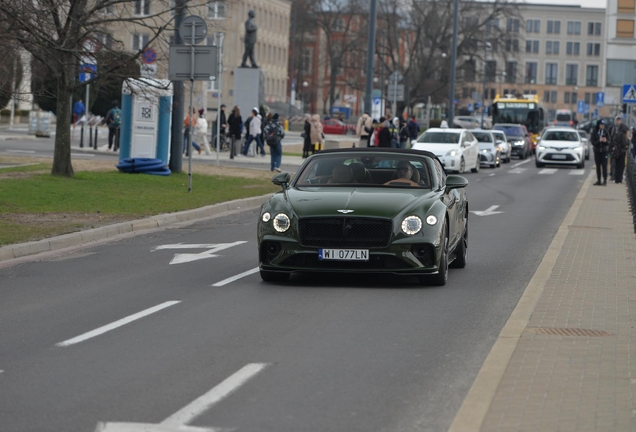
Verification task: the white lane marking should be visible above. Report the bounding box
[4,150,36,154]
[94,363,270,432]
[511,159,532,168]
[539,168,558,175]
[508,168,526,174]
[569,169,586,175]
[0,370,4,374]
[212,267,260,287]
[152,242,247,265]
[471,205,503,216]
[55,301,180,347]
[488,173,496,177]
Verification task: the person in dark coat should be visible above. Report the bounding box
[227,105,243,158]
[591,120,610,185]
[377,117,392,148]
[302,114,312,158]
[610,116,630,183]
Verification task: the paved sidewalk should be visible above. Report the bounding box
[451,175,636,431]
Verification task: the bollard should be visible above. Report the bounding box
[94,124,98,149]
[79,124,84,148]
[89,125,93,148]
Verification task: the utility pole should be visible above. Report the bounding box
[481,23,488,129]
[380,29,386,117]
[448,0,459,127]
[364,0,378,114]
[169,0,187,174]
[288,4,297,118]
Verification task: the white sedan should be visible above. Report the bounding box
[491,130,512,163]
[535,128,585,169]
[412,128,480,173]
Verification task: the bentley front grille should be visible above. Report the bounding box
[298,217,392,248]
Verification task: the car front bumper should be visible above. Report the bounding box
[436,154,461,171]
[536,147,584,164]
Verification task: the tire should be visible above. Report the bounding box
[450,218,467,269]
[585,151,590,160]
[458,157,466,174]
[519,151,525,160]
[577,159,585,169]
[260,270,290,283]
[420,224,449,286]
[536,160,544,168]
[471,157,479,173]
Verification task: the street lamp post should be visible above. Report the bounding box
[448,0,460,127]
[481,40,491,129]
[302,81,309,112]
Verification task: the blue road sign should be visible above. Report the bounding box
[622,84,636,103]
[467,103,474,113]
[577,100,585,114]
[372,97,380,105]
[596,92,605,107]
[475,101,482,109]
[584,104,590,114]
[79,64,96,83]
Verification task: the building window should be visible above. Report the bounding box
[207,1,226,19]
[505,62,517,83]
[547,20,561,34]
[507,18,520,33]
[551,91,557,102]
[588,22,602,35]
[333,18,345,32]
[564,92,570,104]
[526,40,539,54]
[617,19,634,38]
[546,40,560,55]
[505,39,519,52]
[486,18,499,33]
[618,0,635,13]
[463,60,476,82]
[526,19,540,33]
[584,92,591,104]
[134,0,150,15]
[301,48,312,74]
[566,64,578,85]
[545,63,558,85]
[525,62,537,83]
[572,92,578,102]
[544,90,557,103]
[132,34,149,51]
[567,21,581,35]
[586,65,599,86]
[566,42,580,55]
[587,43,601,56]
[485,60,497,82]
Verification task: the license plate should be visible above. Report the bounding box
[552,154,566,160]
[318,249,369,261]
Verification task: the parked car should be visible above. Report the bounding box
[577,117,614,133]
[258,148,469,286]
[322,119,355,135]
[577,130,591,160]
[412,128,480,173]
[470,130,501,168]
[491,129,512,163]
[493,123,533,159]
[535,128,585,169]
[453,116,481,129]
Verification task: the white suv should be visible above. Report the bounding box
[535,128,585,169]
[412,128,480,173]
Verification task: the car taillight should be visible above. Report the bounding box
[570,121,574,126]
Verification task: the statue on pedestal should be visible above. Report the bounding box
[240,10,258,68]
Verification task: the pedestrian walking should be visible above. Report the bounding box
[195,108,211,155]
[389,117,400,148]
[302,114,312,158]
[407,116,421,142]
[310,114,324,152]
[73,99,85,126]
[263,113,285,172]
[610,116,630,183]
[217,104,227,141]
[377,117,393,148]
[591,119,609,185]
[631,126,636,158]
[184,107,201,155]
[227,105,243,158]
[399,118,410,149]
[103,100,122,151]
[242,108,265,156]
[356,111,373,147]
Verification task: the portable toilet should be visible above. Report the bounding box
[119,78,173,164]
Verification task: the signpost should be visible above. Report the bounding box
[577,100,585,114]
[622,84,636,103]
[596,92,605,107]
[388,71,403,117]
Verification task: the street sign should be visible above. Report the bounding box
[343,94,357,103]
[475,101,482,109]
[142,47,157,64]
[372,97,380,105]
[467,103,474,113]
[387,84,404,101]
[168,45,217,81]
[178,15,208,45]
[596,92,605,107]
[577,100,585,114]
[622,84,636,103]
[79,64,96,82]
[389,71,403,83]
[584,104,590,114]
[140,63,157,78]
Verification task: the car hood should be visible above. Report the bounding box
[411,143,459,156]
[540,140,581,148]
[478,142,495,150]
[286,187,434,219]
[506,135,524,142]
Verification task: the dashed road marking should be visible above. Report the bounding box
[569,169,586,175]
[511,159,532,168]
[212,267,260,286]
[538,168,558,175]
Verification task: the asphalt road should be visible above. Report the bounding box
[0,157,590,432]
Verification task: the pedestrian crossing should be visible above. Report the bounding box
[500,167,588,176]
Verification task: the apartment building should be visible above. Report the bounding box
[604,0,636,113]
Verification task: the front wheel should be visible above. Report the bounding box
[536,160,545,168]
[260,270,290,283]
[450,219,467,269]
[420,224,449,286]
[471,157,479,173]
[577,159,585,169]
[458,157,466,174]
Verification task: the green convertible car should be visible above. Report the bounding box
[257,148,469,286]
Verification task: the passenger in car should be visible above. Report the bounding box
[350,163,374,183]
[328,165,355,183]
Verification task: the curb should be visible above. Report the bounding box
[0,135,35,141]
[0,193,273,263]
[447,170,595,432]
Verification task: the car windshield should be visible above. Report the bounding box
[578,131,588,139]
[472,132,492,143]
[543,131,579,141]
[294,154,432,189]
[417,132,460,144]
[494,126,523,136]
[492,132,505,141]
[556,114,572,121]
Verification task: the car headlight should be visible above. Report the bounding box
[425,215,438,226]
[262,212,271,222]
[273,213,291,232]
[538,145,546,150]
[482,149,490,153]
[514,140,525,146]
[446,149,458,157]
[401,216,423,235]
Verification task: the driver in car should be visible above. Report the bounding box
[385,161,422,186]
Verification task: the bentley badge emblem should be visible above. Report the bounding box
[337,209,354,214]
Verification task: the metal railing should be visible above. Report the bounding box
[627,150,636,233]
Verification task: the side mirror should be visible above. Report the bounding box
[445,175,468,190]
[272,172,291,188]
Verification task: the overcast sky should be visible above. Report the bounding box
[523,0,606,9]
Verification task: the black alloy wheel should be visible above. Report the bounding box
[450,218,467,269]
[420,223,449,286]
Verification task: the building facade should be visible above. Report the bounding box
[604,0,636,116]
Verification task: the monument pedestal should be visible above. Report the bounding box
[233,67,264,118]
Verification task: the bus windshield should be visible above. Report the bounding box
[494,107,541,134]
